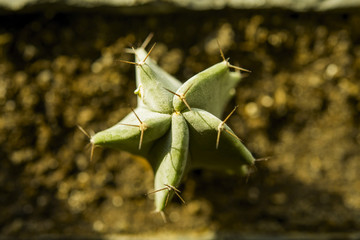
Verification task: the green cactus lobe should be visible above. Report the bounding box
[149,113,189,212]
[182,108,255,174]
[135,63,175,113]
[91,107,171,156]
[135,48,182,91]
[134,48,181,113]
[173,61,241,118]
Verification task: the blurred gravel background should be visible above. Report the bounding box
[0,3,360,238]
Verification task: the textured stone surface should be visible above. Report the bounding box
[0,0,360,12]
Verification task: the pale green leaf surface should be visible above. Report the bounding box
[135,48,182,91]
[149,113,189,212]
[217,71,242,114]
[135,63,175,113]
[173,61,241,118]
[182,108,255,175]
[91,107,171,156]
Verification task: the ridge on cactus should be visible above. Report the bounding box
[81,35,256,215]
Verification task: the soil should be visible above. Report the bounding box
[0,9,360,237]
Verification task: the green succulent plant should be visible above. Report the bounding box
[80,36,256,216]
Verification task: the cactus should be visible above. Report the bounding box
[85,36,256,215]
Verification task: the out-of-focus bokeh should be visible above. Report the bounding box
[1,0,360,238]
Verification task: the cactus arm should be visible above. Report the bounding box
[134,48,182,113]
[91,107,171,156]
[149,113,189,212]
[134,63,175,113]
[173,61,239,118]
[182,108,255,175]
[217,71,242,114]
[135,48,182,90]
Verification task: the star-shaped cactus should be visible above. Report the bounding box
[86,36,256,214]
